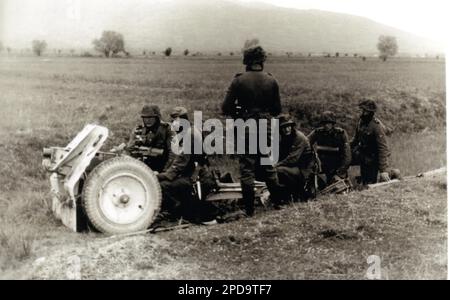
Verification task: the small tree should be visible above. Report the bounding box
[183,49,189,56]
[229,52,234,56]
[92,31,125,58]
[70,49,75,56]
[32,40,47,56]
[0,41,3,53]
[377,35,398,61]
[335,52,339,57]
[164,47,172,57]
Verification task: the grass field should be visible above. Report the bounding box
[0,55,446,278]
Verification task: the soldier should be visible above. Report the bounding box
[157,107,216,223]
[126,104,172,172]
[350,99,391,184]
[221,45,282,216]
[308,111,351,184]
[275,114,315,202]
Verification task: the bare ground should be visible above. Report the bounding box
[2,173,446,280]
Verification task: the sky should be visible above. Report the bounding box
[0,0,448,47]
[242,0,449,43]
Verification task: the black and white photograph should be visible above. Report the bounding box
[0,0,447,282]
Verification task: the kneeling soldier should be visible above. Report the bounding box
[308,111,351,184]
[275,114,315,202]
[127,104,172,173]
[350,99,391,184]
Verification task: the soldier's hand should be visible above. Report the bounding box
[110,143,126,153]
[156,173,167,181]
[332,175,342,182]
[380,172,390,182]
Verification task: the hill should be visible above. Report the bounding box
[2,0,443,54]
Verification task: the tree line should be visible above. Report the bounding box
[0,32,409,62]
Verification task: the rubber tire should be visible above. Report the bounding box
[82,156,162,235]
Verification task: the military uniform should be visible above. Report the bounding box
[350,100,390,184]
[157,107,215,221]
[221,46,282,216]
[276,125,315,201]
[127,122,172,172]
[157,125,200,220]
[308,127,351,183]
[222,71,282,119]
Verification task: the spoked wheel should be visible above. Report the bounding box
[82,156,161,235]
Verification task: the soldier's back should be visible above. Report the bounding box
[311,127,347,147]
[233,71,281,116]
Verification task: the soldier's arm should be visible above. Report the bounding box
[337,131,352,176]
[126,126,139,149]
[307,130,317,146]
[349,125,359,149]
[271,80,282,116]
[159,152,191,181]
[152,125,173,157]
[221,78,238,116]
[276,137,307,167]
[374,124,390,172]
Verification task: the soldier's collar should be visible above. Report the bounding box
[246,64,263,71]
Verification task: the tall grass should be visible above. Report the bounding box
[0,56,446,271]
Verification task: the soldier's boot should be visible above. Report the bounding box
[241,184,255,217]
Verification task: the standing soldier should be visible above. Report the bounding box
[350,99,391,184]
[126,104,173,172]
[221,45,282,216]
[275,114,315,202]
[308,111,351,184]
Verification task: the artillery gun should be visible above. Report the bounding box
[42,124,269,235]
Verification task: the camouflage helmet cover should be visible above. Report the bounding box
[170,106,188,118]
[320,111,336,124]
[358,99,377,112]
[278,114,296,128]
[243,46,267,66]
[141,104,161,118]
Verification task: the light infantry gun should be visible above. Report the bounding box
[42,124,270,235]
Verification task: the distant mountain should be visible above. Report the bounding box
[3,0,443,54]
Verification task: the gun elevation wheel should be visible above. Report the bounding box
[82,156,161,235]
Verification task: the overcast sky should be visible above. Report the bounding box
[1,0,448,47]
[245,0,449,43]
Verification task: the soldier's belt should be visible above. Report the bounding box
[316,146,339,153]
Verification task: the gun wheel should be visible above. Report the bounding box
[82,156,161,235]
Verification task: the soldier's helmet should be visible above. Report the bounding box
[141,105,161,118]
[278,114,296,128]
[320,111,336,124]
[170,106,188,118]
[243,46,267,66]
[358,99,377,112]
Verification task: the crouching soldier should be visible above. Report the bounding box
[308,111,351,184]
[126,104,172,172]
[275,114,315,202]
[350,99,391,184]
[157,107,216,223]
